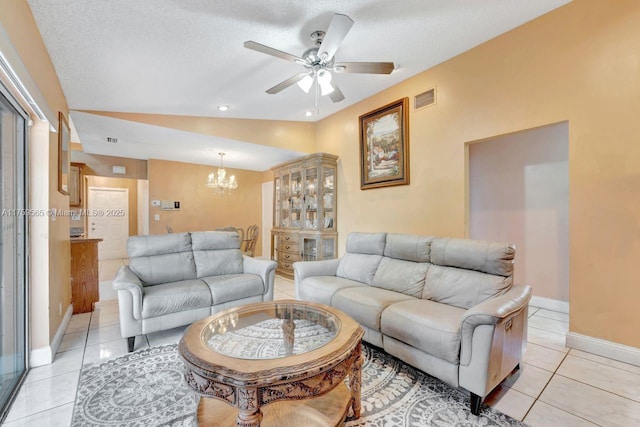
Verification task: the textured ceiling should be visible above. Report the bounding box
[27,0,571,170]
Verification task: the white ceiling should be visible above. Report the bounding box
[27,0,570,170]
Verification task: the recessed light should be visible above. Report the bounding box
[218,105,229,112]
[305,111,313,117]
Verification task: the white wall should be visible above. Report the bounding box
[469,122,569,301]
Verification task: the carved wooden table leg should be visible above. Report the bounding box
[237,387,262,426]
[349,344,363,419]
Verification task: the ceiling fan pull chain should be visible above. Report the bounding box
[315,74,320,115]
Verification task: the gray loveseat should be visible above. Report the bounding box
[114,231,277,352]
[294,232,531,415]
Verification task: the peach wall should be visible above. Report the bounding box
[1,0,71,350]
[315,0,640,348]
[148,159,264,256]
[81,111,316,154]
[469,123,569,302]
[71,151,148,180]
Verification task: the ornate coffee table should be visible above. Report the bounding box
[178,300,364,427]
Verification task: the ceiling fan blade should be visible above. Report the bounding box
[265,72,311,94]
[318,14,354,61]
[329,82,345,103]
[244,41,306,64]
[333,62,395,74]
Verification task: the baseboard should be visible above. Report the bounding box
[529,295,569,314]
[30,304,73,367]
[566,332,640,367]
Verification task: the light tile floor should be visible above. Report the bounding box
[3,273,640,426]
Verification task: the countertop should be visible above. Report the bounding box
[70,237,103,243]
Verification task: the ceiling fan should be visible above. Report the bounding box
[244,13,395,103]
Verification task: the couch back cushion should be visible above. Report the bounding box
[336,232,386,285]
[430,237,515,277]
[384,233,433,262]
[424,237,515,308]
[372,257,430,297]
[422,265,512,309]
[190,231,243,278]
[127,233,197,286]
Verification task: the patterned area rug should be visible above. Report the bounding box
[71,344,527,427]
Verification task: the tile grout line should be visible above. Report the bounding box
[520,337,571,422]
[552,371,640,405]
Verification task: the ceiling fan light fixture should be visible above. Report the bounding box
[317,70,334,95]
[297,74,314,93]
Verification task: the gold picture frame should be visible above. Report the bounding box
[359,97,410,190]
[58,112,70,195]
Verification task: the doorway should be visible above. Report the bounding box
[468,122,569,304]
[0,84,28,421]
[87,187,129,260]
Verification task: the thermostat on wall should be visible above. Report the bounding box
[160,201,180,210]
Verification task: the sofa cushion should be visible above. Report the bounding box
[381,299,465,364]
[201,274,264,305]
[298,276,367,306]
[421,265,512,309]
[128,233,197,285]
[372,258,430,297]
[332,287,416,331]
[430,237,515,277]
[141,279,212,318]
[190,231,243,277]
[345,232,387,255]
[384,234,433,262]
[336,253,382,285]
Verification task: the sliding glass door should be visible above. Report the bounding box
[0,84,28,421]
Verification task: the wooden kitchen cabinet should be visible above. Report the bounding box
[70,238,102,313]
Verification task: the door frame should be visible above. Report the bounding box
[0,79,29,422]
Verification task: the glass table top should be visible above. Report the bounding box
[202,302,341,360]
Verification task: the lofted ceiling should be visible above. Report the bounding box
[27,0,571,171]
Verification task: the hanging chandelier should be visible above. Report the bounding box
[206,152,237,195]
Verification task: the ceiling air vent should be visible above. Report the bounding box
[414,88,436,110]
[106,137,118,143]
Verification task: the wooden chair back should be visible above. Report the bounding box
[243,224,259,257]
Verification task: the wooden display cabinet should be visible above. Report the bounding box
[271,153,338,278]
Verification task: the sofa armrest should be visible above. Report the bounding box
[113,266,144,321]
[243,256,278,300]
[460,285,531,365]
[293,259,340,283]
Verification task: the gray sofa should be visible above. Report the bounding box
[294,232,531,415]
[114,231,277,352]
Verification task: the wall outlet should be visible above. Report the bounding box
[154,214,160,221]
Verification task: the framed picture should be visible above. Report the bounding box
[58,112,70,195]
[359,97,410,190]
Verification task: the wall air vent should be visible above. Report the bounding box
[414,88,436,110]
[106,137,118,143]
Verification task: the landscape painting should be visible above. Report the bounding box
[359,98,410,189]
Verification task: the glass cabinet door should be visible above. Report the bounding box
[304,166,318,230]
[290,171,302,228]
[301,237,318,261]
[322,237,336,260]
[321,166,335,230]
[280,174,291,228]
[274,176,281,228]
